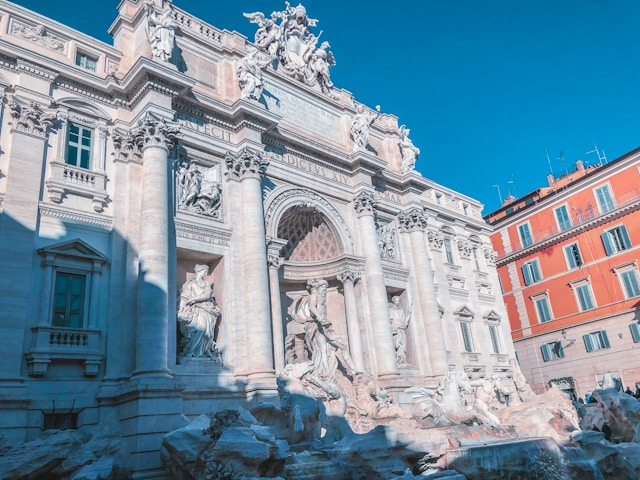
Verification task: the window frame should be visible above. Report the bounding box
[540,341,565,362]
[568,277,596,312]
[629,322,640,343]
[443,237,455,265]
[601,225,632,256]
[51,269,87,328]
[554,204,572,232]
[75,51,98,72]
[530,291,553,323]
[594,184,615,214]
[517,222,534,248]
[612,261,640,299]
[583,330,611,352]
[563,242,583,269]
[521,258,542,285]
[65,121,94,170]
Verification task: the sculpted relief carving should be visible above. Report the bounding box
[176,161,222,218]
[11,22,65,52]
[243,3,336,94]
[376,223,396,260]
[177,264,221,361]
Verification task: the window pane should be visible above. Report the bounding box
[519,224,533,247]
[535,298,552,322]
[595,186,615,213]
[66,145,78,166]
[51,272,86,327]
[621,270,640,298]
[576,285,594,311]
[555,206,572,231]
[461,323,473,352]
[489,325,500,353]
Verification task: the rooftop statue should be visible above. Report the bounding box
[243,3,336,94]
[350,105,380,152]
[399,125,420,174]
[145,1,177,62]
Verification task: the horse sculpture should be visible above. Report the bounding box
[407,370,500,426]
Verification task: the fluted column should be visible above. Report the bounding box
[398,208,448,375]
[133,114,179,377]
[225,148,274,375]
[337,268,364,372]
[353,191,397,376]
[267,239,287,373]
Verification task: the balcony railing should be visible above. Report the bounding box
[497,186,640,257]
[26,326,103,377]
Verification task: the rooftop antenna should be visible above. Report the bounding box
[507,172,517,199]
[586,141,607,165]
[543,148,554,176]
[492,184,503,205]
[557,151,567,175]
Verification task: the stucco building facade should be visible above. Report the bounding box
[0,1,514,476]
[486,151,640,399]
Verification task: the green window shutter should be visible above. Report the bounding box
[601,231,614,255]
[583,334,594,352]
[522,264,532,285]
[620,225,632,249]
[540,344,551,362]
[630,323,640,343]
[601,330,610,349]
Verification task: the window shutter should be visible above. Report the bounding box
[558,343,565,358]
[583,334,594,352]
[601,330,610,348]
[630,323,640,343]
[601,231,614,255]
[620,225,632,249]
[540,344,551,362]
[522,264,532,285]
[532,261,541,282]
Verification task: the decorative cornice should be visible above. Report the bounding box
[397,207,427,232]
[16,58,59,81]
[337,268,361,285]
[353,191,376,217]
[175,220,231,247]
[39,203,112,229]
[225,147,269,180]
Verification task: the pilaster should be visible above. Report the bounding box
[337,268,364,372]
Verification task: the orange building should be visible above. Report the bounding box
[485,151,640,399]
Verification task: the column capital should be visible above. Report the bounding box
[267,238,287,269]
[225,147,269,181]
[353,191,376,217]
[427,229,444,251]
[8,98,56,138]
[337,268,361,285]
[133,113,180,153]
[457,239,472,258]
[398,207,427,233]
[483,247,497,266]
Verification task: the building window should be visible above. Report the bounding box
[521,259,542,285]
[436,193,442,205]
[620,269,640,299]
[531,293,553,323]
[601,225,632,256]
[583,330,610,352]
[65,122,93,169]
[564,243,583,269]
[554,205,572,232]
[472,246,481,271]
[629,323,640,343]
[594,184,615,214]
[518,223,533,248]
[52,272,86,328]
[573,282,595,312]
[488,324,501,354]
[460,322,474,352]
[540,341,564,362]
[444,238,455,264]
[75,52,97,72]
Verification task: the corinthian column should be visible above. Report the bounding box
[133,114,180,377]
[225,148,274,376]
[398,208,448,376]
[337,269,364,372]
[267,239,287,373]
[353,191,397,376]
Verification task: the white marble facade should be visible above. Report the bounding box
[0,1,515,477]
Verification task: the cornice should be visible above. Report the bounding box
[39,203,113,229]
[175,220,231,247]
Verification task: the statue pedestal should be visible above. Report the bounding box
[177,353,223,367]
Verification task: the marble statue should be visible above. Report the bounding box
[177,264,220,358]
[291,278,359,380]
[388,296,410,366]
[376,223,396,260]
[350,105,379,151]
[407,370,500,426]
[398,125,420,174]
[146,2,176,62]
[176,162,222,218]
[243,3,336,94]
[469,374,505,426]
[237,51,268,101]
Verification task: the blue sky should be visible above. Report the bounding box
[11,0,640,213]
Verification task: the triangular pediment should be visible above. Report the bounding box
[454,305,475,318]
[37,238,108,263]
[483,309,501,322]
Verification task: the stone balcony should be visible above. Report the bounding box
[25,326,103,377]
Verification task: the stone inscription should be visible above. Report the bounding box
[263,83,341,139]
[270,150,349,185]
[375,190,400,204]
[176,113,232,142]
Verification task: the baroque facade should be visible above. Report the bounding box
[486,153,640,398]
[0,1,514,476]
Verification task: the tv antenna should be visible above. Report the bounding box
[586,141,607,165]
[492,184,503,205]
[507,172,517,199]
[543,148,553,176]
[557,151,567,175]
